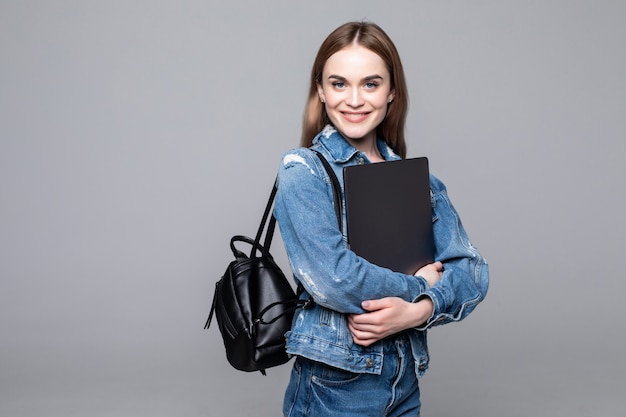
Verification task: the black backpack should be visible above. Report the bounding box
[204,150,341,374]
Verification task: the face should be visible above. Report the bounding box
[317,44,395,146]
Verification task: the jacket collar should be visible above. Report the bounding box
[312,125,400,163]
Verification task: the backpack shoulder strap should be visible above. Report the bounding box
[311,149,343,231]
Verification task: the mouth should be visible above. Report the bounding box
[340,111,370,123]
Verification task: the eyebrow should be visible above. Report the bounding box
[327,74,384,83]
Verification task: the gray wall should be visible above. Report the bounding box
[1,1,624,416]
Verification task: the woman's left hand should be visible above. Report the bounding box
[347,297,434,347]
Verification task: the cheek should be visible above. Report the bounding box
[376,94,392,108]
[322,92,341,106]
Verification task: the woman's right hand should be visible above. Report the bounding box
[415,261,443,288]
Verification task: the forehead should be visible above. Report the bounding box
[323,45,389,78]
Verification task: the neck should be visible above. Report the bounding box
[346,135,384,163]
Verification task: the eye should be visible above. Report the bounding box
[332,81,345,89]
[365,82,379,89]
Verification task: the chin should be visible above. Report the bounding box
[332,123,371,139]
[342,128,375,141]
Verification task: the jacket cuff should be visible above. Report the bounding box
[413,286,445,330]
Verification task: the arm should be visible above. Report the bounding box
[416,175,489,329]
[273,148,428,314]
[348,176,490,345]
[348,262,442,346]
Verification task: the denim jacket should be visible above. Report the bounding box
[273,125,489,378]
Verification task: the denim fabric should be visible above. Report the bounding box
[283,334,420,417]
[273,125,489,378]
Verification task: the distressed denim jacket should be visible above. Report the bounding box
[273,125,489,378]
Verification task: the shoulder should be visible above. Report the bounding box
[277,147,324,188]
[279,147,318,170]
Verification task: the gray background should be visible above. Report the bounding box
[1,1,624,416]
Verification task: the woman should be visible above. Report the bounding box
[273,21,489,417]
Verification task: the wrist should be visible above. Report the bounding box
[411,297,434,328]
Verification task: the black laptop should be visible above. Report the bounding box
[343,157,434,275]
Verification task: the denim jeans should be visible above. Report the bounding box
[282,334,421,417]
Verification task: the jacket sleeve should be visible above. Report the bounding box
[273,148,428,314]
[415,175,490,329]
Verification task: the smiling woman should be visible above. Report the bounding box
[273,21,489,417]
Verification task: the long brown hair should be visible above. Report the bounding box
[301,21,409,158]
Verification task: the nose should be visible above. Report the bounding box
[347,87,364,107]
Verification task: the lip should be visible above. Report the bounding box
[340,111,370,123]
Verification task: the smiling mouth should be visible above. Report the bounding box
[341,111,370,122]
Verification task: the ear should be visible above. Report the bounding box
[387,89,396,103]
[317,82,325,103]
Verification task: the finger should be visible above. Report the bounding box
[348,317,377,333]
[350,326,388,347]
[350,311,384,327]
[361,298,390,312]
[352,337,375,347]
[350,329,378,347]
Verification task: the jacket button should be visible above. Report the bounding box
[365,358,374,368]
